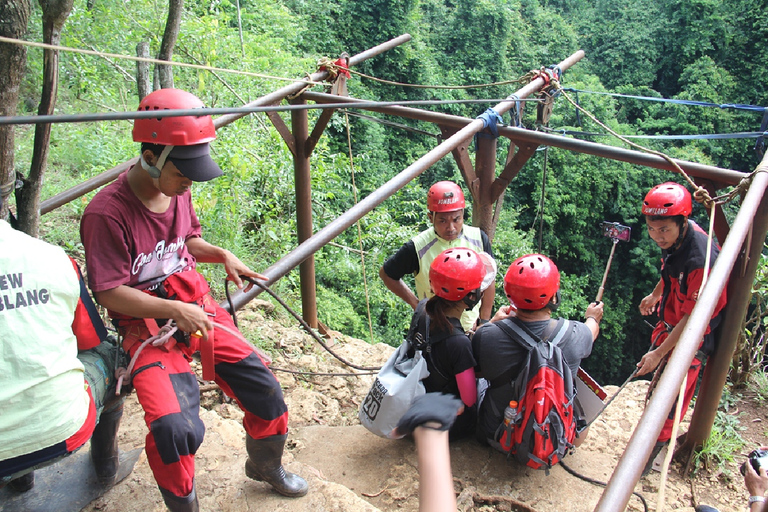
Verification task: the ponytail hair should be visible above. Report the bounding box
[426,295,457,334]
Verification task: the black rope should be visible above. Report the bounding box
[0,98,541,126]
[224,277,381,372]
[559,460,649,512]
[270,367,377,377]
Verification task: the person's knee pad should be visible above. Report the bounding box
[150,411,205,465]
[148,373,205,465]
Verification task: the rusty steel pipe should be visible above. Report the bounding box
[594,164,768,512]
[40,158,136,215]
[301,91,746,185]
[39,35,413,215]
[686,187,768,447]
[225,50,586,310]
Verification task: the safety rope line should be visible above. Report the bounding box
[341,110,442,139]
[561,87,766,113]
[559,460,649,512]
[114,320,177,394]
[225,277,381,372]
[0,98,527,126]
[539,125,768,141]
[0,35,325,86]
[537,147,549,253]
[344,110,376,344]
[270,366,377,377]
[657,376,688,512]
[346,68,533,90]
[550,78,761,209]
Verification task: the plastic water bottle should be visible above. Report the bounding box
[503,400,518,425]
[500,400,518,451]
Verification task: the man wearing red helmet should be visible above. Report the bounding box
[636,182,727,474]
[380,180,495,331]
[472,254,603,447]
[80,89,307,510]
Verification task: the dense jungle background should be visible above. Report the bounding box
[4,0,768,390]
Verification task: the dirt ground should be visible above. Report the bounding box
[41,302,768,511]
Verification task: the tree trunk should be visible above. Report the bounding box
[154,0,182,89]
[0,0,32,224]
[136,42,151,99]
[15,0,73,236]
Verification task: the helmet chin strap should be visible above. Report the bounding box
[140,145,174,178]
[546,290,561,312]
[463,289,482,310]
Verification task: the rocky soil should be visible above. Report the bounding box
[70,301,768,512]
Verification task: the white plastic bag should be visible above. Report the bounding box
[359,340,430,438]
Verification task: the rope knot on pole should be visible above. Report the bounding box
[693,186,714,209]
[317,56,351,80]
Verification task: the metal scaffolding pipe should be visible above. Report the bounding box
[291,99,318,327]
[686,153,768,447]
[41,159,136,214]
[301,91,746,185]
[39,35,413,215]
[226,50,586,310]
[594,167,768,512]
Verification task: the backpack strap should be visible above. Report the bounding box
[488,317,567,389]
[423,315,465,382]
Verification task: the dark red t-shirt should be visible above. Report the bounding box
[80,172,201,295]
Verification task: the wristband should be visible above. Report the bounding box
[586,316,600,322]
[749,496,766,505]
[478,318,489,325]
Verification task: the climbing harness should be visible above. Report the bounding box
[114,320,178,394]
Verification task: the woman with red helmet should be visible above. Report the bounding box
[404,248,490,440]
[635,182,728,475]
[472,254,603,449]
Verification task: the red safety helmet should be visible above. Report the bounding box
[429,248,486,301]
[642,182,692,217]
[132,88,216,146]
[503,254,560,310]
[427,181,465,212]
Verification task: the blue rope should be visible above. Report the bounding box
[562,88,765,113]
[476,107,504,138]
[539,125,768,141]
[755,109,768,157]
[508,95,522,128]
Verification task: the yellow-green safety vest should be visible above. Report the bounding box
[412,226,484,331]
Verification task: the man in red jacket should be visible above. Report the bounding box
[636,182,727,474]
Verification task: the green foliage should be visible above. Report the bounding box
[694,408,746,474]
[731,247,768,388]
[16,0,767,389]
[748,370,768,403]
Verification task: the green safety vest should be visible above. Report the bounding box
[412,226,484,331]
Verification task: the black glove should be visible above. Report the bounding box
[394,392,463,437]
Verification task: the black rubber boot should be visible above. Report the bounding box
[642,440,668,476]
[159,485,199,512]
[90,403,123,486]
[245,433,308,497]
[8,472,34,492]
